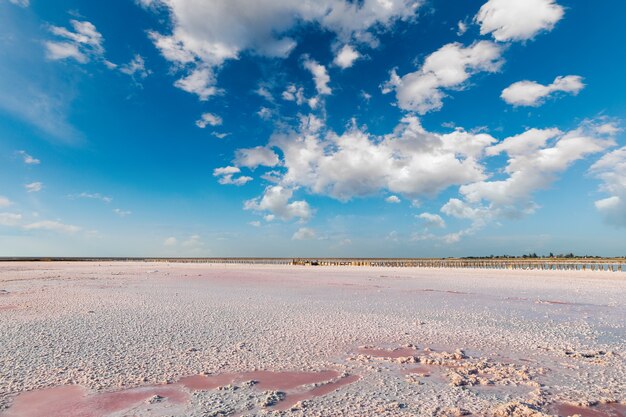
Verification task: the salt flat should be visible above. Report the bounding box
[0,262,624,417]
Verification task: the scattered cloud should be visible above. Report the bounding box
[213,166,253,186]
[457,20,468,36]
[501,75,584,107]
[334,44,360,69]
[23,220,80,233]
[120,54,151,79]
[182,234,203,248]
[244,185,312,222]
[0,213,22,226]
[196,112,223,128]
[590,145,626,227]
[8,0,29,7]
[142,0,421,99]
[292,227,316,240]
[45,20,105,63]
[16,150,40,165]
[417,212,446,228]
[69,192,113,204]
[270,115,496,200]
[234,146,280,169]
[249,220,261,227]
[0,196,12,208]
[303,57,331,96]
[383,41,503,114]
[113,208,132,217]
[385,195,401,204]
[163,236,177,246]
[25,182,43,193]
[475,0,564,42]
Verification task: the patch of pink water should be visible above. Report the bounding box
[1,384,188,417]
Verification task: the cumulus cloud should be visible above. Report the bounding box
[292,227,316,240]
[142,0,421,99]
[46,20,105,63]
[271,115,496,200]
[244,185,312,222]
[25,182,43,193]
[476,0,564,42]
[303,58,332,95]
[0,213,22,226]
[417,212,446,228]
[17,150,40,165]
[501,75,584,107]
[213,166,253,186]
[589,146,626,227]
[385,195,401,203]
[196,112,223,128]
[432,121,619,243]
[334,44,360,69]
[383,41,503,114]
[23,220,80,234]
[282,84,306,105]
[235,146,280,169]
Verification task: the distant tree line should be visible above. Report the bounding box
[461,253,624,259]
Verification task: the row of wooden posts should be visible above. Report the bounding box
[145,258,626,272]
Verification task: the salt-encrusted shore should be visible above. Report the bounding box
[0,262,624,417]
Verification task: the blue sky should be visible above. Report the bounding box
[1,0,625,257]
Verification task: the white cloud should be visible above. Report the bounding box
[249,220,261,227]
[23,220,80,234]
[475,0,564,42]
[70,192,113,204]
[334,44,360,69]
[196,112,223,128]
[244,185,312,222]
[174,67,220,100]
[163,236,177,246]
[282,84,306,105]
[9,0,29,7]
[17,150,40,165]
[25,182,43,193]
[234,146,280,169]
[461,124,614,208]
[271,115,496,200]
[257,107,272,120]
[0,196,13,208]
[432,121,619,243]
[457,20,467,36]
[501,75,584,107]
[292,227,316,240]
[385,195,401,203]
[0,213,22,226]
[182,234,203,248]
[303,58,332,95]
[120,54,151,79]
[213,166,253,186]
[212,132,230,139]
[417,212,446,228]
[113,208,132,217]
[589,146,626,227]
[143,0,420,99]
[383,41,503,114]
[46,20,105,63]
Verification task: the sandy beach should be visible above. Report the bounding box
[0,262,624,417]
